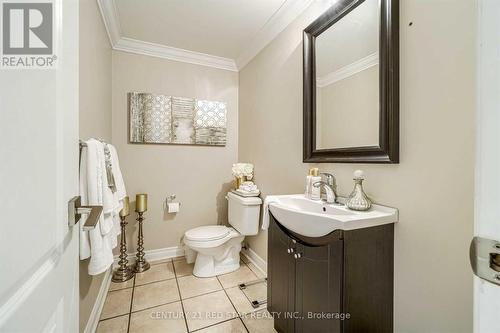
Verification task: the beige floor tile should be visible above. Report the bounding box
[173,258,194,277]
[242,310,277,333]
[100,288,133,320]
[129,301,187,333]
[246,262,267,279]
[96,315,129,333]
[195,318,247,333]
[135,262,175,286]
[183,290,238,332]
[109,277,134,291]
[177,275,222,299]
[225,287,266,314]
[172,255,185,261]
[217,265,258,289]
[132,279,180,312]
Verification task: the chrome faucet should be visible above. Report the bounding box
[320,173,338,202]
[313,181,337,204]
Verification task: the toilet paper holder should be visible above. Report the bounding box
[164,194,181,211]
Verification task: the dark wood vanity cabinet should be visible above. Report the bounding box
[268,214,394,333]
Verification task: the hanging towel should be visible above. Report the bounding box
[93,141,116,237]
[108,143,127,241]
[79,139,114,275]
[109,144,127,202]
[261,195,280,230]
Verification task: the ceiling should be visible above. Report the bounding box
[116,0,284,59]
[99,0,315,71]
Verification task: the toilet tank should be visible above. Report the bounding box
[226,192,262,236]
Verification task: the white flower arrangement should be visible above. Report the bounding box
[232,163,254,180]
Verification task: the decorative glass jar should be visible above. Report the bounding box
[346,170,372,211]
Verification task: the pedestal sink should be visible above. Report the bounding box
[268,194,398,237]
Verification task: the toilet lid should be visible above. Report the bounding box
[185,225,230,242]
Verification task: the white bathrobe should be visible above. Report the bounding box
[79,139,127,275]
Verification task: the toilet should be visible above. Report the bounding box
[183,192,262,277]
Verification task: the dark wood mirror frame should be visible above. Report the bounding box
[303,0,399,163]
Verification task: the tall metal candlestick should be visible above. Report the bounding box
[134,211,150,272]
[112,214,134,282]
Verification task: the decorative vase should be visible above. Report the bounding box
[346,170,372,211]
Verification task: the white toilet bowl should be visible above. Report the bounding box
[183,225,244,277]
[183,192,262,278]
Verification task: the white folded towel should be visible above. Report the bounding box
[261,195,280,230]
[238,181,258,192]
[235,188,260,196]
[80,139,114,275]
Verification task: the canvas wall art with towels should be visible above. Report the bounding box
[129,92,227,146]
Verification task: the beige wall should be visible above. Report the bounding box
[79,0,112,331]
[239,1,475,332]
[111,51,238,253]
[79,0,112,142]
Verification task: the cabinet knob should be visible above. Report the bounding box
[287,248,295,254]
[294,253,302,259]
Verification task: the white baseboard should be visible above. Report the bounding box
[84,267,112,333]
[113,246,185,266]
[241,247,267,276]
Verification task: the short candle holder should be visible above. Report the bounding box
[112,214,135,282]
[134,211,150,273]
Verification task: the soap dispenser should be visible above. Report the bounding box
[310,168,322,200]
[305,168,320,199]
[346,170,372,211]
[305,168,314,198]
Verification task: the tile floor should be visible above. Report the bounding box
[97,256,276,333]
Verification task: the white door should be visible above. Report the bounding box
[473,1,500,332]
[0,0,80,332]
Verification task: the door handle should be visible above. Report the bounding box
[470,236,500,286]
[68,196,103,231]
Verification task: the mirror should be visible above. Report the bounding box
[303,0,399,163]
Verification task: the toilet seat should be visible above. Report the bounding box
[185,225,230,242]
[183,226,239,249]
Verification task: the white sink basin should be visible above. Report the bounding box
[268,194,398,237]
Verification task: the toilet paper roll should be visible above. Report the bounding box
[167,202,180,213]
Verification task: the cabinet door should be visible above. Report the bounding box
[268,216,296,333]
[295,240,343,333]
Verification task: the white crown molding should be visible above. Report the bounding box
[114,37,238,72]
[317,52,379,88]
[235,0,314,70]
[96,0,121,46]
[97,0,312,72]
[97,0,237,71]
[83,267,112,333]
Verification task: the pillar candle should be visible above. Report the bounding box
[135,193,148,213]
[119,196,130,217]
